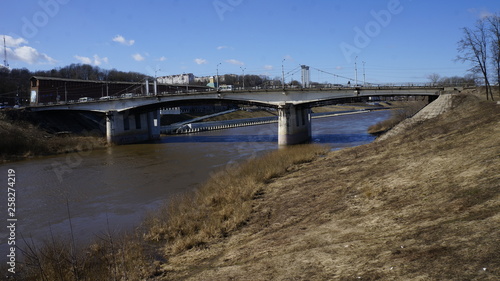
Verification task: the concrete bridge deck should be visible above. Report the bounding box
[26,86,456,145]
[28,86,446,112]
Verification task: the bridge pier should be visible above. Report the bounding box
[278,104,312,146]
[106,109,160,144]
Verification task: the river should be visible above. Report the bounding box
[0,110,390,258]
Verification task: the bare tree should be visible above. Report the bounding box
[427,73,441,85]
[457,18,494,100]
[487,14,500,96]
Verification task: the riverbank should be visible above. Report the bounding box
[367,100,426,135]
[8,92,499,280]
[151,93,499,280]
[0,112,106,162]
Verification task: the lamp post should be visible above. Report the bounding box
[362,61,366,86]
[154,68,160,96]
[355,56,358,87]
[240,67,246,90]
[216,63,221,91]
[281,59,286,89]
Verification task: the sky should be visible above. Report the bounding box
[1,0,498,84]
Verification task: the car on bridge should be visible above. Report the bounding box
[120,93,135,98]
[99,96,116,101]
[78,97,94,102]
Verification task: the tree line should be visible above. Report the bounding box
[0,64,148,105]
[456,13,500,100]
[426,73,476,87]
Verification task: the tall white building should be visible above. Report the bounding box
[157,73,194,85]
[301,65,310,88]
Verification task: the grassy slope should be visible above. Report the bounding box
[0,113,106,161]
[156,94,500,280]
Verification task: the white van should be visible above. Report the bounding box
[78,97,93,102]
[120,93,134,98]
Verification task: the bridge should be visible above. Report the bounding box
[27,86,451,145]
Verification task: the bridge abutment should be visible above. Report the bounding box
[106,110,160,144]
[278,104,312,146]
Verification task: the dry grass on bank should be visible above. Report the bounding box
[7,92,499,280]
[367,101,426,135]
[152,94,500,280]
[0,113,106,161]
[7,145,329,281]
[143,145,330,254]
[16,232,155,281]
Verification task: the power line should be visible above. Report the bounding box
[310,67,355,83]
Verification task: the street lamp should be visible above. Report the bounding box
[355,56,358,87]
[281,59,286,89]
[216,63,221,91]
[240,67,246,89]
[362,61,366,86]
[154,68,161,96]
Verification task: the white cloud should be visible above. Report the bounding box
[112,35,135,46]
[225,59,244,66]
[468,8,494,19]
[1,35,56,64]
[74,55,92,65]
[158,56,167,61]
[12,46,56,64]
[74,54,108,66]
[194,58,208,65]
[217,46,228,50]
[3,35,28,48]
[283,55,294,61]
[479,10,494,19]
[336,66,343,70]
[132,53,145,61]
[264,65,273,70]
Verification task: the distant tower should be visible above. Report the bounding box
[301,65,310,88]
[3,35,9,68]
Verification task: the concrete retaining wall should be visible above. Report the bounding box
[377,94,454,141]
[161,116,278,134]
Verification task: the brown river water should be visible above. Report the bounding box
[1,110,390,259]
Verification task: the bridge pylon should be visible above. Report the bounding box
[278,104,312,145]
[106,109,160,144]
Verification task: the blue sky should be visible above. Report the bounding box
[1,0,498,84]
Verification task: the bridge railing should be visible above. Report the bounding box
[32,83,464,107]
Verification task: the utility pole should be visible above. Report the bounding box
[354,56,358,86]
[362,61,366,86]
[216,63,221,91]
[281,59,286,89]
[240,67,246,89]
[3,35,9,68]
[154,68,160,96]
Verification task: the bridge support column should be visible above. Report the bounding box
[106,109,160,145]
[278,104,311,146]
